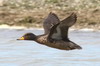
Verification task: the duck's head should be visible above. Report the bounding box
[17,33,36,40]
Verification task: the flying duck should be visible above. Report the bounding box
[17,12,82,50]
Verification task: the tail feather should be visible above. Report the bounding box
[69,41,82,50]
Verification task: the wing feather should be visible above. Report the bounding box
[48,13,77,41]
[43,12,60,34]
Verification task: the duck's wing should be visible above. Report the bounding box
[43,12,60,34]
[48,13,77,41]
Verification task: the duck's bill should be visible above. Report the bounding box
[17,37,25,40]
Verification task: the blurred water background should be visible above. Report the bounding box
[0,28,100,66]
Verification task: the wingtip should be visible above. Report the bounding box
[71,12,76,15]
[77,46,82,49]
[70,12,77,21]
[70,12,77,17]
[49,12,53,14]
[48,12,60,21]
[49,12,56,16]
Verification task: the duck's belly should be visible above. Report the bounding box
[37,39,81,50]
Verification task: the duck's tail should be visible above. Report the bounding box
[69,41,82,50]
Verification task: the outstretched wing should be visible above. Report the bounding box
[43,12,60,34]
[48,13,77,41]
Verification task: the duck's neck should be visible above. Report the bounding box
[34,34,48,44]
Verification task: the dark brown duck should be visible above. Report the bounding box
[17,12,82,50]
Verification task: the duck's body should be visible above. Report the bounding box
[18,33,81,50]
[35,34,81,50]
[17,12,82,50]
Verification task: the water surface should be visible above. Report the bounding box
[0,29,100,66]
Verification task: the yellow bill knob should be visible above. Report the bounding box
[17,37,25,40]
